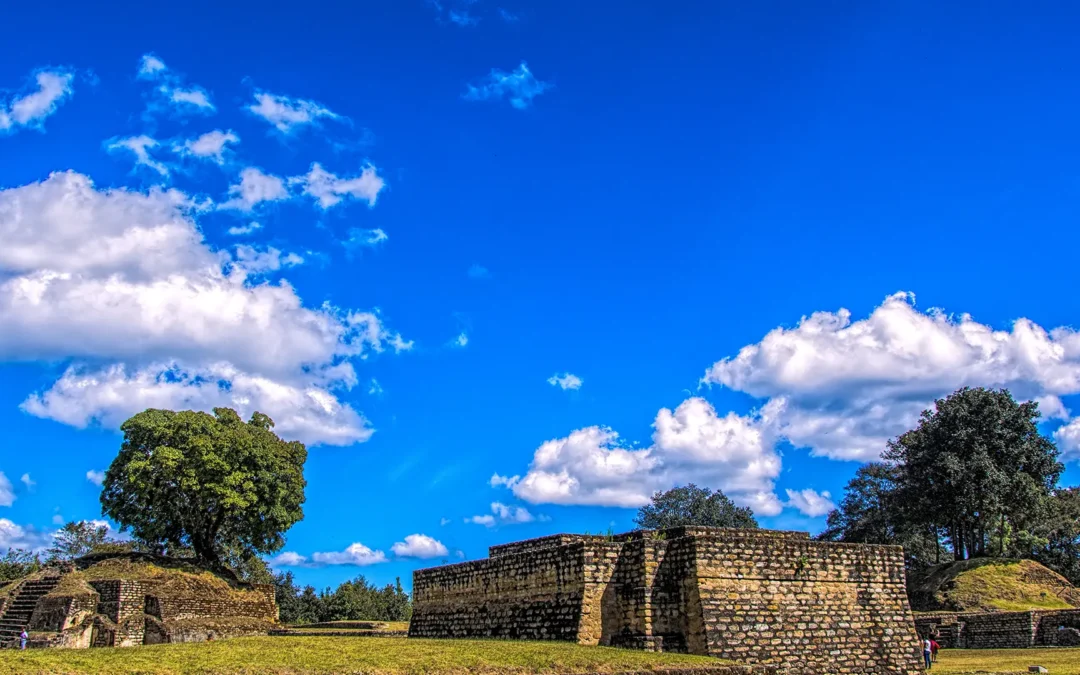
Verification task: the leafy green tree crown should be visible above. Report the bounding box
[634,483,758,530]
[100,407,306,564]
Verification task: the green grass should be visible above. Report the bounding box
[911,559,1079,612]
[935,647,1080,674]
[290,621,410,632]
[0,636,727,675]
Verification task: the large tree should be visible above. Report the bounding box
[100,407,307,565]
[46,521,132,561]
[634,484,757,530]
[882,387,1061,560]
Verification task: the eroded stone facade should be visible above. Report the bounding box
[411,527,923,674]
[915,608,1080,648]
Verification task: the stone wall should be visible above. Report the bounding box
[412,528,923,674]
[916,608,1080,649]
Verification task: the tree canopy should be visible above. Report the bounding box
[46,521,132,561]
[634,484,757,530]
[100,407,307,565]
[822,387,1073,581]
[274,573,412,624]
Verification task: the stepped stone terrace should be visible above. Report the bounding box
[410,526,924,675]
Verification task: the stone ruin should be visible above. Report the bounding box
[410,527,924,674]
[914,608,1080,649]
[0,554,278,649]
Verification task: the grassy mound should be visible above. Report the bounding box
[909,558,1080,612]
[0,636,729,675]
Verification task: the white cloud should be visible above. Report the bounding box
[169,87,214,111]
[312,542,388,566]
[138,54,167,77]
[174,130,239,164]
[463,62,552,110]
[19,474,34,490]
[548,372,582,391]
[345,228,388,249]
[391,534,449,559]
[496,397,783,515]
[135,54,214,116]
[439,517,451,526]
[452,333,469,348]
[498,8,520,22]
[367,378,384,396]
[220,167,289,211]
[703,292,1080,461]
[0,473,13,507]
[268,551,309,567]
[52,514,64,525]
[295,163,385,209]
[1054,418,1080,460]
[0,171,408,447]
[247,91,340,134]
[106,135,170,176]
[86,470,105,486]
[227,221,263,236]
[0,519,49,551]
[0,69,74,133]
[468,502,536,527]
[784,488,836,517]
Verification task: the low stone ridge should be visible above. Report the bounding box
[0,555,278,649]
[914,608,1080,649]
[410,526,923,674]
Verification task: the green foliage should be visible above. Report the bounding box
[883,387,1062,560]
[0,548,41,582]
[634,483,758,530]
[824,386,1078,583]
[46,521,135,561]
[100,407,307,564]
[273,573,412,624]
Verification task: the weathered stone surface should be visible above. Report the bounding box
[915,607,1080,649]
[411,527,923,674]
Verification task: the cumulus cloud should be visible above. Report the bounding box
[272,542,388,567]
[20,474,34,490]
[0,473,14,506]
[464,62,551,110]
[391,534,449,559]
[495,397,783,514]
[174,130,239,164]
[220,167,289,211]
[784,488,836,517]
[451,332,469,348]
[106,135,170,176]
[704,291,1080,461]
[135,54,214,116]
[467,502,536,527]
[247,91,340,134]
[295,163,385,209]
[227,221,263,236]
[548,372,582,391]
[85,470,105,486]
[0,69,74,133]
[1055,418,1080,460]
[0,171,408,446]
[0,519,49,550]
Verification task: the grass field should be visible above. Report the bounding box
[0,636,726,675]
[935,647,1080,674]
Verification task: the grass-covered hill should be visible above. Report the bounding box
[908,558,1080,612]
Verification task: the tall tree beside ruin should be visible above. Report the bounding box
[634,483,758,530]
[100,407,307,565]
[883,387,1062,561]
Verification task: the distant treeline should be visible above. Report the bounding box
[273,571,412,624]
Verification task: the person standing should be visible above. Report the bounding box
[923,636,932,669]
[930,638,940,663]
[19,628,28,650]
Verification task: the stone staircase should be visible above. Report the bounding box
[0,575,61,648]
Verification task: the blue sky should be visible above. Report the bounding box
[2,0,1080,591]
